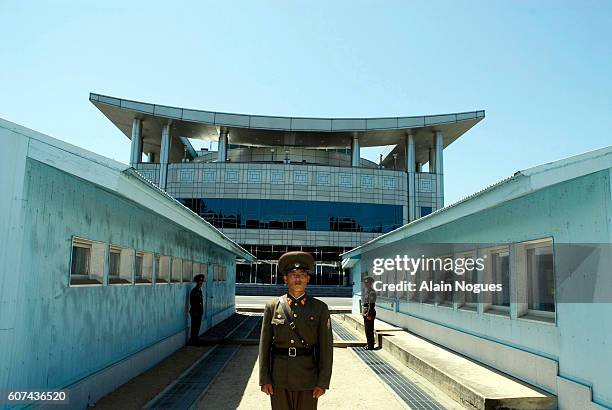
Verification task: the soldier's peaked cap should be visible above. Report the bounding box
[278,251,315,275]
[363,276,375,284]
[194,274,205,282]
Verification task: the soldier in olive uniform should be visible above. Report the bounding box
[362,276,377,350]
[259,251,334,410]
[188,274,205,346]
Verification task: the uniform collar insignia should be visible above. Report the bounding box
[287,293,307,305]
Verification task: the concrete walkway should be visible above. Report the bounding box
[95,311,520,409]
[194,346,407,410]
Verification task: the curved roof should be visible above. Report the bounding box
[90,93,484,163]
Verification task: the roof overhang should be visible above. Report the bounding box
[90,93,484,165]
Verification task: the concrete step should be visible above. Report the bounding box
[330,315,368,347]
[333,340,367,348]
[343,313,404,334]
[343,314,557,410]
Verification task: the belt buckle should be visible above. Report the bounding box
[288,347,297,357]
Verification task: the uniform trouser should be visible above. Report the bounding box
[190,313,202,344]
[363,308,376,348]
[270,387,318,410]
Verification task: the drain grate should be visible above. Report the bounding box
[247,317,263,339]
[146,315,261,409]
[228,315,261,339]
[203,313,248,338]
[352,347,447,410]
[145,344,240,409]
[331,316,361,341]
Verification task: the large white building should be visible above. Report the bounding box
[90,93,484,285]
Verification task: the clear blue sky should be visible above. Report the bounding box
[1,1,610,204]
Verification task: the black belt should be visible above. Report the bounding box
[272,347,313,357]
[363,303,375,307]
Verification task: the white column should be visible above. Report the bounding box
[510,244,528,319]
[218,130,228,162]
[159,122,171,190]
[428,147,435,173]
[435,131,444,208]
[406,134,416,222]
[351,134,360,167]
[129,118,142,167]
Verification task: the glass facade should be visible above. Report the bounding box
[421,206,432,217]
[234,245,350,284]
[178,198,403,233]
[236,265,347,285]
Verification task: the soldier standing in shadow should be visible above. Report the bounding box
[188,274,205,346]
[362,276,377,350]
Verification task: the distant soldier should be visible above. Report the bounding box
[259,251,334,410]
[362,276,377,350]
[188,274,205,346]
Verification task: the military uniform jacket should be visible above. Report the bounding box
[259,294,333,391]
[189,287,203,315]
[362,288,376,315]
[363,288,377,304]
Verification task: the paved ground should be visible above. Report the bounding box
[94,345,212,409]
[236,295,352,308]
[194,346,406,410]
[94,312,463,410]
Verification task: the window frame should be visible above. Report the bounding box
[171,257,182,283]
[157,255,170,284]
[182,259,193,282]
[198,263,208,285]
[481,245,511,314]
[437,254,455,307]
[135,251,154,284]
[515,237,556,321]
[109,244,134,285]
[69,237,105,286]
[455,250,479,311]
